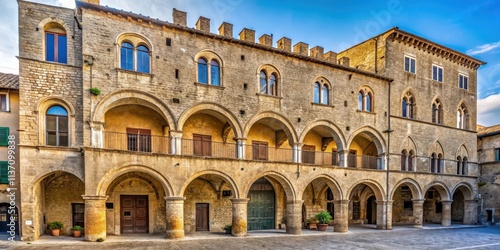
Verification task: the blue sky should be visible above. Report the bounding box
[1,0,499,125]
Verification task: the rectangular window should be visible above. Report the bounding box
[495,148,500,162]
[0,161,8,184]
[432,65,443,82]
[302,145,315,164]
[0,93,8,112]
[126,128,151,152]
[193,134,212,157]
[45,33,67,64]
[404,56,416,73]
[459,74,468,90]
[252,141,268,161]
[0,127,8,146]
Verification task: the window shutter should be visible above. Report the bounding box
[193,134,202,156]
[0,127,9,146]
[202,135,212,157]
[0,161,8,184]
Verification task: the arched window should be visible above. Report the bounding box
[431,153,437,173]
[402,98,407,117]
[210,60,221,86]
[46,105,68,146]
[401,150,408,171]
[313,82,320,103]
[432,100,442,124]
[45,25,67,64]
[269,74,277,96]
[197,58,208,84]
[120,42,134,71]
[462,157,468,175]
[456,156,462,175]
[437,153,443,173]
[457,104,468,129]
[408,97,414,118]
[366,93,372,112]
[260,71,267,94]
[358,92,363,110]
[408,150,414,171]
[137,45,150,73]
[402,93,416,119]
[322,84,329,105]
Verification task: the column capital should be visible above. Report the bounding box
[89,121,105,130]
[230,198,250,204]
[82,195,108,201]
[233,137,247,141]
[293,142,304,147]
[169,131,183,137]
[164,196,186,202]
[333,199,350,205]
[286,200,304,205]
[411,199,425,204]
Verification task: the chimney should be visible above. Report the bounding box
[81,0,100,4]
[218,22,233,38]
[293,42,309,56]
[239,28,255,43]
[259,34,273,46]
[310,46,324,59]
[196,16,210,33]
[172,8,187,27]
[324,51,337,63]
[277,37,291,52]
[339,56,350,67]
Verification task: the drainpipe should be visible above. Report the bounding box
[384,80,393,230]
[374,38,378,74]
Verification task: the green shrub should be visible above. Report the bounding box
[315,211,332,224]
[89,87,101,96]
[48,221,63,230]
[71,225,83,231]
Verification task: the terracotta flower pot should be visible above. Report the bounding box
[51,229,60,237]
[73,230,82,237]
[317,224,328,231]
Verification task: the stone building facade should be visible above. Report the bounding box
[477,125,500,225]
[0,72,20,237]
[17,0,485,241]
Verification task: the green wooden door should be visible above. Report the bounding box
[248,190,275,230]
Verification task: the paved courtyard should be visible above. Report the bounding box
[1,225,499,250]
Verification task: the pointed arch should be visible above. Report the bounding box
[455,144,470,159]
[400,136,418,155]
[429,140,445,157]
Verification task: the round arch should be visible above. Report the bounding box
[28,170,84,203]
[177,102,243,138]
[38,17,71,35]
[243,111,298,145]
[194,49,224,67]
[96,165,174,197]
[115,32,154,52]
[346,179,385,201]
[423,181,451,200]
[347,125,387,155]
[242,171,296,201]
[257,64,282,78]
[92,89,176,129]
[390,178,423,200]
[298,119,346,151]
[179,170,240,198]
[451,182,474,200]
[299,174,343,201]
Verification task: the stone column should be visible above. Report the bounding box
[339,150,349,168]
[463,200,478,225]
[165,197,186,239]
[333,200,349,232]
[90,121,104,148]
[170,131,182,155]
[230,198,249,237]
[235,138,246,159]
[376,200,393,230]
[286,200,303,235]
[83,195,108,241]
[441,200,452,227]
[292,143,304,163]
[412,199,424,228]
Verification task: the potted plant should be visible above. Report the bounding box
[307,216,318,230]
[223,224,232,234]
[315,211,332,231]
[48,221,63,237]
[71,225,83,237]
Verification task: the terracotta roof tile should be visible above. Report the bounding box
[477,124,500,138]
[0,72,19,89]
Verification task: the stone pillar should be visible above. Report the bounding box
[441,200,452,227]
[90,121,104,148]
[339,150,349,168]
[463,200,478,225]
[230,198,249,237]
[165,197,185,239]
[170,131,182,155]
[286,200,303,235]
[236,138,246,159]
[333,200,349,232]
[376,200,393,230]
[83,195,108,241]
[292,143,303,163]
[412,199,424,228]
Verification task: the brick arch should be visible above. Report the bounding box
[115,32,154,51]
[178,170,240,198]
[257,64,281,78]
[423,181,451,200]
[28,170,84,203]
[194,49,224,67]
[298,119,346,151]
[96,165,174,197]
[38,17,71,35]
[177,102,243,138]
[243,111,298,145]
[346,179,385,201]
[390,178,423,200]
[243,171,296,201]
[299,174,343,201]
[347,125,387,155]
[451,182,474,200]
[92,89,176,129]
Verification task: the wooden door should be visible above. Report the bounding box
[196,203,209,231]
[193,134,212,156]
[121,195,149,234]
[252,141,268,160]
[248,190,275,230]
[302,145,315,164]
[72,203,85,228]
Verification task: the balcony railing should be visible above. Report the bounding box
[180,138,237,159]
[104,131,170,154]
[301,150,343,166]
[347,154,382,169]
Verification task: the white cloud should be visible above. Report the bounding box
[478,93,500,126]
[467,41,500,55]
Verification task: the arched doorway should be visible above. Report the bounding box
[366,196,377,224]
[247,178,276,230]
[0,204,19,236]
[348,181,385,229]
[423,184,449,225]
[451,191,464,223]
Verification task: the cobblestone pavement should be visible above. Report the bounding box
[1,226,499,250]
